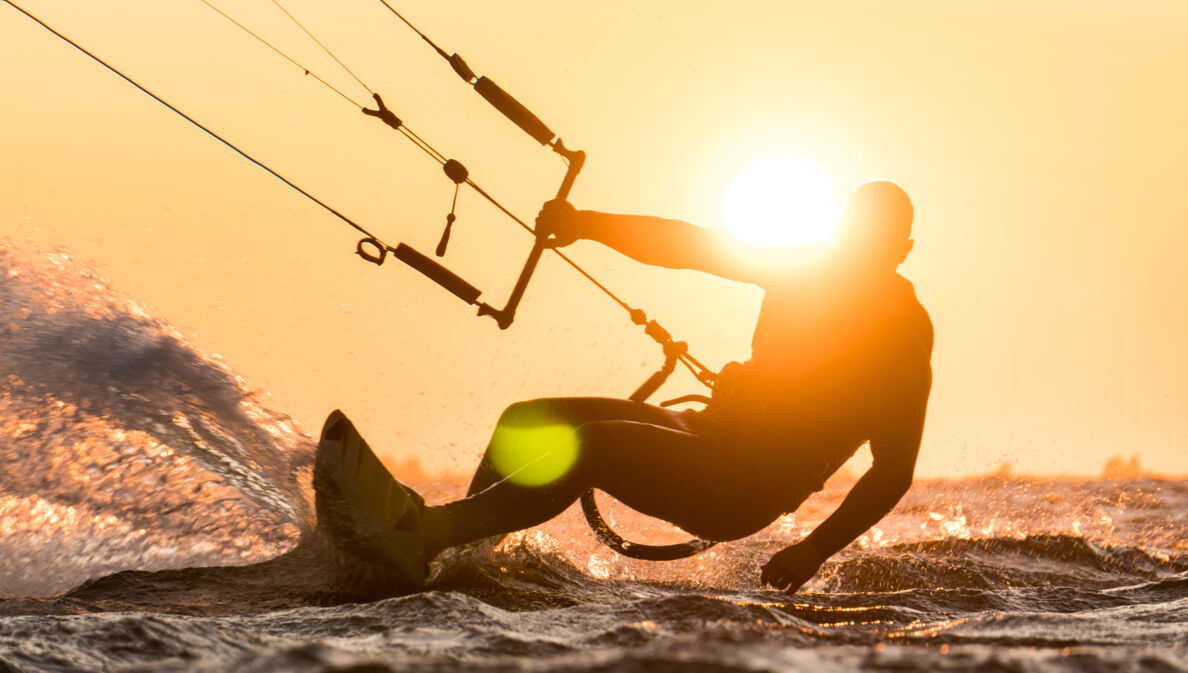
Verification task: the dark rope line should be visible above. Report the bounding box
[198,0,452,170]
[398,126,448,164]
[463,179,635,313]
[196,0,363,107]
[361,1,656,322]
[401,126,448,163]
[363,2,715,383]
[373,0,451,61]
[7,0,715,385]
[467,174,711,382]
[196,0,447,170]
[463,179,714,381]
[269,0,374,96]
[1,0,379,241]
[194,0,660,328]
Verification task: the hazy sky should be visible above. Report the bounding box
[3,0,1186,478]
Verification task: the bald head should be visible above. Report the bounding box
[835,180,915,274]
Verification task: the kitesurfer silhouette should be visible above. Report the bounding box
[420,179,933,594]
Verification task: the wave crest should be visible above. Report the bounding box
[0,246,308,596]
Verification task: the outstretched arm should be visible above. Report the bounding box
[760,457,915,593]
[536,200,824,286]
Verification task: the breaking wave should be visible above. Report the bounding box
[0,245,1184,672]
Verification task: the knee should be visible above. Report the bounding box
[571,421,620,478]
[485,412,586,489]
[574,420,612,446]
[497,398,555,427]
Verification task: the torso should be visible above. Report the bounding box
[693,267,933,499]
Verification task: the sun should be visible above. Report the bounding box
[722,155,840,247]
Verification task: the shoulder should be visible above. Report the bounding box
[739,243,834,289]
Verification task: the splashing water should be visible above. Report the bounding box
[0,246,309,596]
[0,244,1185,672]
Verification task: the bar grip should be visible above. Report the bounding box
[394,243,482,305]
[473,76,554,146]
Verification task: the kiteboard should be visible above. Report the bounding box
[313,409,428,588]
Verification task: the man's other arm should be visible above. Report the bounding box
[762,359,932,592]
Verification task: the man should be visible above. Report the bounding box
[420,179,933,593]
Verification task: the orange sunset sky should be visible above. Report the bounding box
[2,0,1186,478]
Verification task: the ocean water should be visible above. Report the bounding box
[1,246,1185,672]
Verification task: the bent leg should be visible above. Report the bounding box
[465,397,692,496]
[432,414,779,553]
[581,422,782,542]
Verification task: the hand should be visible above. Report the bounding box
[761,540,827,594]
[535,199,581,248]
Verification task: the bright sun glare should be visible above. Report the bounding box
[722,155,840,247]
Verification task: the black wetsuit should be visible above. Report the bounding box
[689,271,933,552]
[443,270,933,552]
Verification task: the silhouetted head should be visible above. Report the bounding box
[835,180,914,276]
